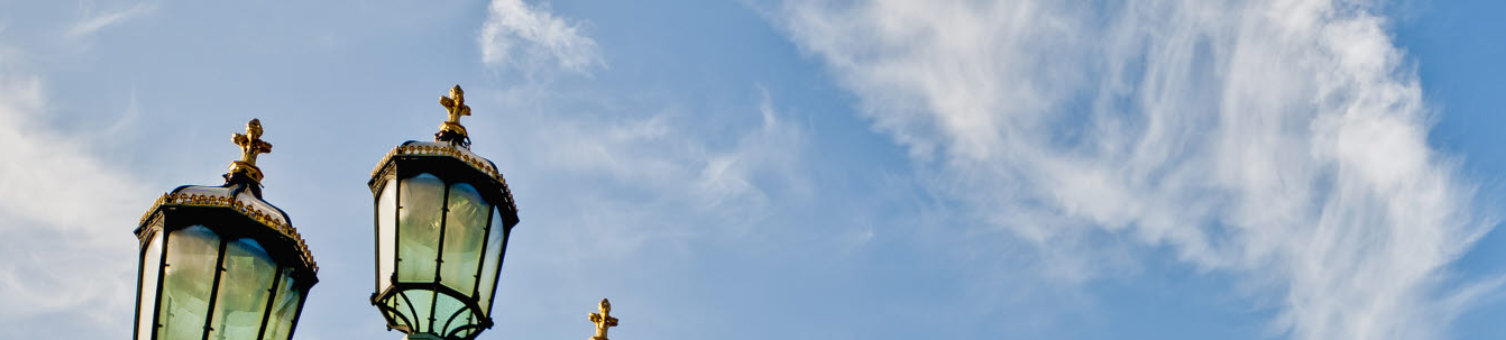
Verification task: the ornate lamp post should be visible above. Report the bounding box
[369,85,521,340]
[133,119,319,340]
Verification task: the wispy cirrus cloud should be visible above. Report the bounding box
[479,0,603,74]
[466,80,813,339]
[0,46,150,337]
[778,0,1495,338]
[67,1,157,39]
[470,5,818,336]
[481,84,807,254]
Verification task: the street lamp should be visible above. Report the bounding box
[133,119,319,340]
[369,85,521,340]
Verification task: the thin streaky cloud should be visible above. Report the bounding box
[482,83,809,252]
[0,51,149,334]
[67,1,157,38]
[779,0,1495,339]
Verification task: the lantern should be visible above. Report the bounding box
[133,119,319,340]
[369,85,520,340]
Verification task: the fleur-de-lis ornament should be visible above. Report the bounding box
[437,85,472,146]
[588,298,619,340]
[229,118,273,182]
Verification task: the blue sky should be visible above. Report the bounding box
[1,0,1504,339]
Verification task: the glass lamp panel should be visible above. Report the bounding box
[157,225,222,340]
[261,268,301,340]
[377,178,397,292]
[206,238,276,340]
[403,289,435,332]
[382,295,415,331]
[447,313,479,339]
[431,295,471,336]
[478,208,505,315]
[136,232,164,339]
[397,173,445,283]
[441,182,487,294]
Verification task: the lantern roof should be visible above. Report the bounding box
[134,183,317,272]
[368,140,520,219]
[133,119,318,273]
[367,85,520,221]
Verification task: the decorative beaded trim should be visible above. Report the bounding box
[136,193,318,272]
[370,144,519,214]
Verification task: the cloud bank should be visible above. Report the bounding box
[479,0,603,74]
[780,0,1493,338]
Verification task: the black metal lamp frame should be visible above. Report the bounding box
[369,141,520,340]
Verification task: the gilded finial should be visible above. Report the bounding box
[588,298,619,340]
[437,84,471,144]
[228,118,272,182]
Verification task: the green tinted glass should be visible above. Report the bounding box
[398,173,445,282]
[478,208,505,315]
[404,289,435,332]
[137,233,164,339]
[262,268,301,340]
[431,294,470,336]
[157,225,221,340]
[206,238,276,339]
[441,182,487,294]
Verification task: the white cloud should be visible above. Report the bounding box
[780,0,1494,339]
[693,88,808,214]
[479,0,603,74]
[468,83,813,339]
[0,47,150,336]
[68,1,157,39]
[490,85,808,252]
